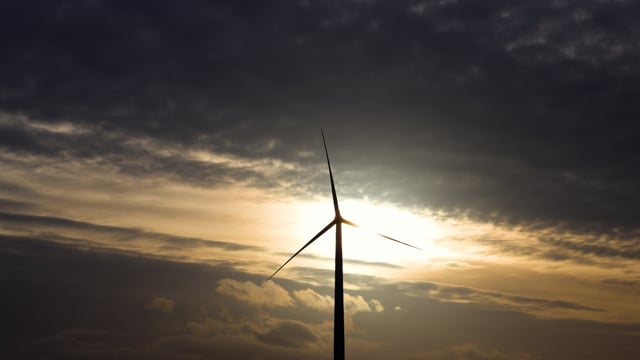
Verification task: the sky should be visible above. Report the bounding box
[1,0,639,359]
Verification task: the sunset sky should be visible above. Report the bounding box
[1,1,640,359]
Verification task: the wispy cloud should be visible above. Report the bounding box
[397,280,604,318]
[0,211,263,255]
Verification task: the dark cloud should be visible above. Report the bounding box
[0,115,289,189]
[0,180,40,200]
[0,198,34,212]
[0,0,639,235]
[540,236,640,260]
[147,297,175,313]
[253,320,318,348]
[13,333,327,360]
[1,2,640,357]
[469,229,640,267]
[0,235,297,359]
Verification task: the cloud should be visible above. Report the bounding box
[147,297,175,313]
[15,332,328,360]
[416,342,541,360]
[252,319,318,348]
[0,211,263,258]
[186,317,227,336]
[219,279,386,315]
[0,0,639,237]
[457,225,640,270]
[186,311,322,350]
[345,293,382,314]
[601,278,638,287]
[293,288,333,312]
[15,334,117,360]
[3,236,640,360]
[0,113,301,191]
[0,197,33,212]
[370,299,384,312]
[539,235,640,260]
[399,280,604,316]
[216,279,295,307]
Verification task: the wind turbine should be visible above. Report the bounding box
[269,129,421,360]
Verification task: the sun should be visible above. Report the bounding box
[339,199,450,262]
[272,197,452,279]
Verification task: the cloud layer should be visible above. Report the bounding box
[3,236,639,359]
[1,0,639,235]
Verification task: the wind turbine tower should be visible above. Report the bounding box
[269,129,421,360]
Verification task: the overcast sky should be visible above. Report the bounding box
[1,1,639,359]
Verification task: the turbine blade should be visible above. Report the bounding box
[268,220,336,280]
[321,128,340,217]
[342,218,423,251]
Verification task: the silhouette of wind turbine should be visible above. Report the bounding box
[269,129,421,360]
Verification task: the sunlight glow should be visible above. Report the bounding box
[269,197,463,278]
